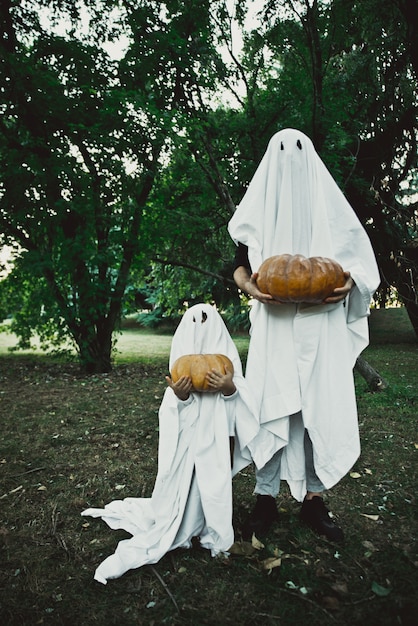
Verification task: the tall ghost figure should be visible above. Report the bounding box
[229,128,380,541]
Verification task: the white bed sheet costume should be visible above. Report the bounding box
[82,303,273,584]
[228,128,380,502]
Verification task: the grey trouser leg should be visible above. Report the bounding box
[304,430,325,494]
[254,448,284,497]
[254,429,325,497]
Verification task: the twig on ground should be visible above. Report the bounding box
[50,501,70,557]
[149,565,180,613]
[12,467,46,477]
[254,612,281,621]
[344,594,376,606]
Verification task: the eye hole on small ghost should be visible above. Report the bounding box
[192,316,196,323]
[281,142,284,150]
[297,139,302,150]
[201,311,207,323]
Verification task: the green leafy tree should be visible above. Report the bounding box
[0,0,229,370]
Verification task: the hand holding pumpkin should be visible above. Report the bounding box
[249,272,285,304]
[233,266,280,305]
[165,375,193,401]
[323,272,354,303]
[204,367,236,396]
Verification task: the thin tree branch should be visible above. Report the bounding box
[153,256,235,286]
[149,565,179,613]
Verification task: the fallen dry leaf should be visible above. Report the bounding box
[360,513,380,521]
[350,472,361,479]
[251,534,265,550]
[228,541,257,556]
[261,556,282,572]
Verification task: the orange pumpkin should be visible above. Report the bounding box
[171,354,234,392]
[256,254,346,303]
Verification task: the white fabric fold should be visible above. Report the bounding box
[228,128,380,500]
[82,303,270,583]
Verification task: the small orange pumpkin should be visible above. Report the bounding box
[257,254,346,303]
[171,354,234,392]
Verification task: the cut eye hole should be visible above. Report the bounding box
[280,142,284,150]
[297,139,302,150]
[192,316,196,323]
[201,311,207,323]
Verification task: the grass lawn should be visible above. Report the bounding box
[0,308,416,625]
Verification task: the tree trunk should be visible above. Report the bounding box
[79,339,112,374]
[403,298,418,338]
[354,356,388,392]
[75,322,114,374]
[388,248,418,339]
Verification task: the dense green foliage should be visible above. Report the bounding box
[0,0,417,370]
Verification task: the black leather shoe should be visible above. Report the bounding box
[299,496,344,542]
[241,494,279,541]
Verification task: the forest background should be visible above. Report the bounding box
[0,0,417,373]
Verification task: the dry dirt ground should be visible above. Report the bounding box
[0,309,417,625]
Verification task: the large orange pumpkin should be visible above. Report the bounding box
[171,354,234,392]
[256,254,346,303]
